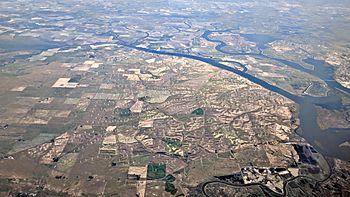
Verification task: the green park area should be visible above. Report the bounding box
[147,163,166,180]
[192,108,204,116]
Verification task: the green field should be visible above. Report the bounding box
[147,163,166,180]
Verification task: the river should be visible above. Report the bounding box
[117,29,350,162]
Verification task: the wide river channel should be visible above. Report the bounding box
[119,29,350,162]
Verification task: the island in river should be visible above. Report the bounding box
[0,0,349,196]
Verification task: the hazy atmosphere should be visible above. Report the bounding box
[0,0,350,196]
